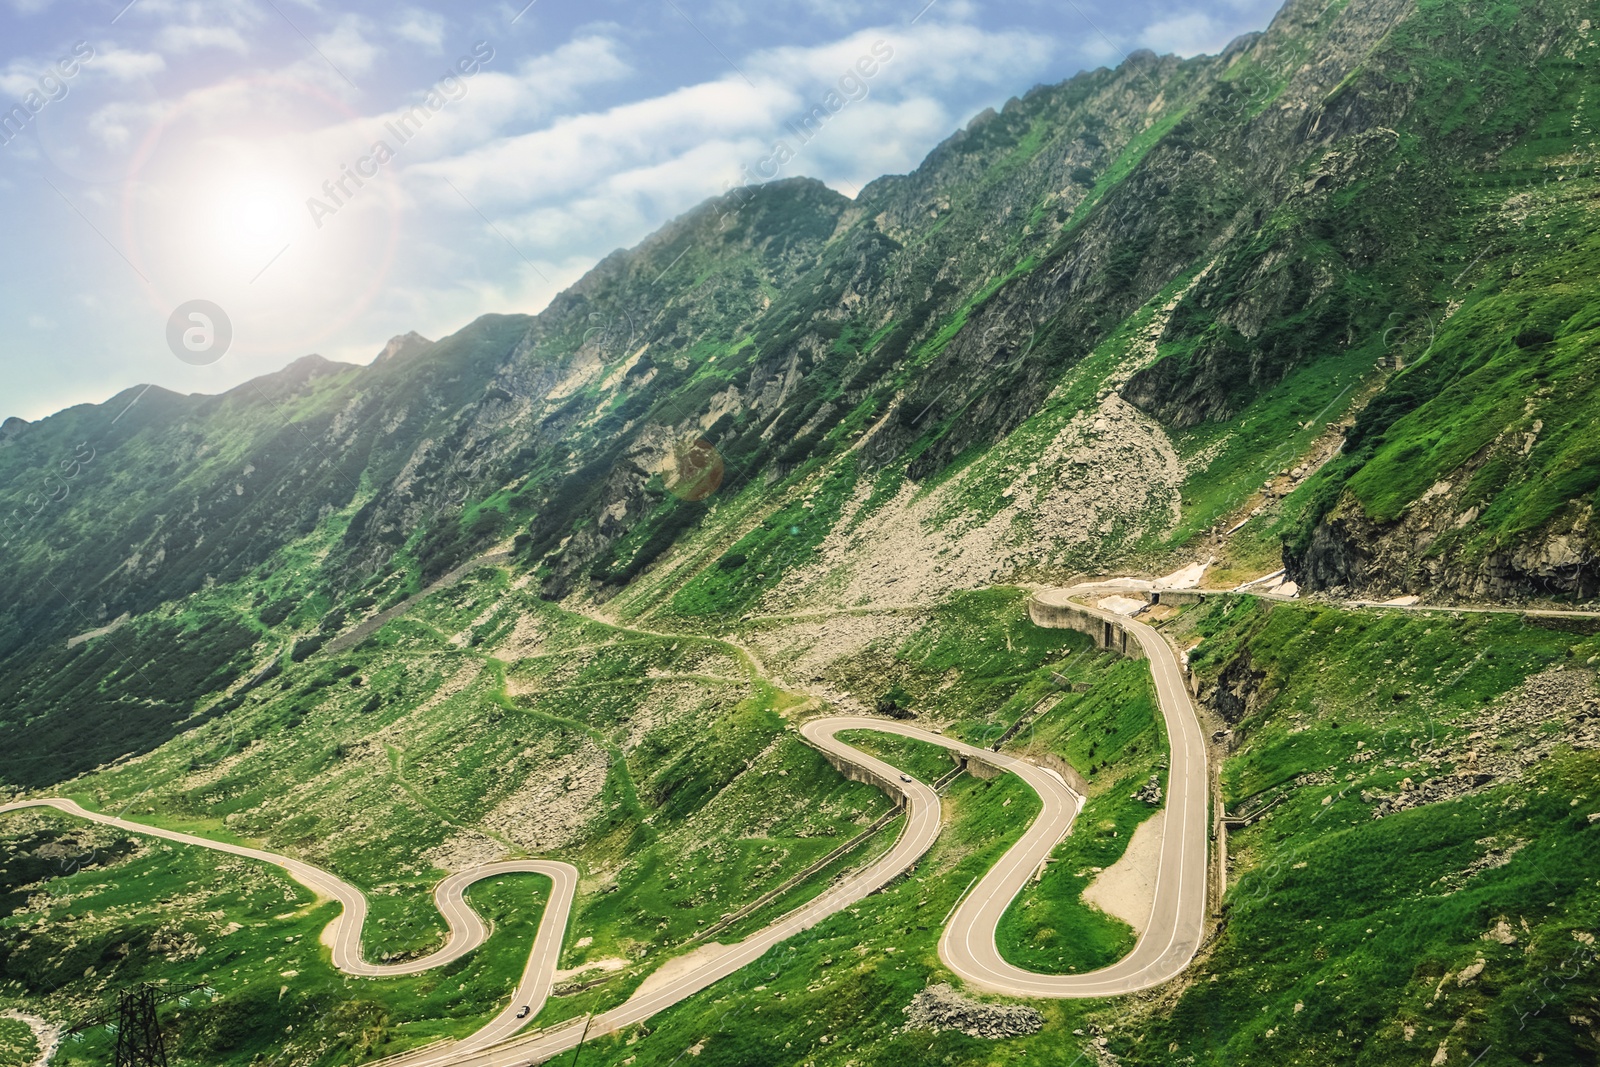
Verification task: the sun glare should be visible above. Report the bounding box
[198,170,302,266]
[115,77,406,359]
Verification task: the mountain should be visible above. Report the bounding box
[2,0,1598,1064]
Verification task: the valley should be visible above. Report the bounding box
[3,0,1600,1063]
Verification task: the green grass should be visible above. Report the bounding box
[1061,109,1191,235]
[1137,595,1600,1066]
[865,587,1099,741]
[0,568,902,1062]
[668,459,859,619]
[4,5,1600,1065]
[1161,343,1377,552]
[1148,752,1600,1066]
[526,595,1600,1067]
[994,780,1143,976]
[839,725,1151,978]
[1010,654,1164,786]
[1179,597,1591,804]
[994,642,1162,976]
[1341,216,1600,552]
[0,808,555,1066]
[558,770,1118,1067]
[837,731,962,787]
[0,1018,38,1067]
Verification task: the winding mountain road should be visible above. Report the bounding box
[0,585,1210,1064]
[956,588,1211,997]
[0,798,578,1058]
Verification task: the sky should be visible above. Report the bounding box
[0,0,1284,423]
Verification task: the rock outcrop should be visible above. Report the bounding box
[902,983,1044,1039]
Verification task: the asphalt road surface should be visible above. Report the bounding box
[979,586,1211,996]
[0,586,1210,1062]
[0,797,577,1055]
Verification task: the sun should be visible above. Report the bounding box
[115,75,407,358]
[196,169,304,268]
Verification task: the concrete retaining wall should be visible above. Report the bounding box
[1027,599,1146,661]
[1151,589,1208,607]
[954,751,1005,781]
[816,747,907,808]
[1037,752,1091,796]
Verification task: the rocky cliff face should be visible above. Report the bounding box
[1297,498,1598,602]
[1202,649,1272,725]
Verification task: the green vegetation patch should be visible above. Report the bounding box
[567,771,1123,1067]
[0,1019,39,1067]
[0,807,554,1065]
[1138,595,1600,1066]
[669,459,858,619]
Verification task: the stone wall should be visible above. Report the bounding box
[815,746,907,808]
[1027,599,1147,661]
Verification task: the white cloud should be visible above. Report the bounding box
[156,24,249,54]
[393,8,447,49]
[0,64,42,97]
[409,76,794,210]
[92,47,167,80]
[377,17,1056,333]
[0,46,113,98]
[272,34,635,189]
[132,0,265,56]
[1075,37,1124,67]
[428,35,636,147]
[27,313,55,330]
[792,95,955,185]
[410,21,1052,213]
[0,0,1090,416]
[1139,12,1233,57]
[314,14,383,77]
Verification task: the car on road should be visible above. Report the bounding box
[516,1005,531,1019]
[899,774,913,782]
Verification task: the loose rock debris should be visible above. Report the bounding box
[902,983,1044,1039]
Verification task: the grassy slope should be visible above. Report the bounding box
[0,565,1168,1065]
[563,771,1118,1067]
[998,655,1164,975]
[0,554,902,1061]
[8,540,1599,1066]
[552,597,1600,1067]
[0,1018,37,1067]
[1,808,551,1065]
[1139,598,1600,1066]
[5,6,1600,1066]
[1264,0,1600,576]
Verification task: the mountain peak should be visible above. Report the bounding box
[0,416,27,446]
[374,331,437,366]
